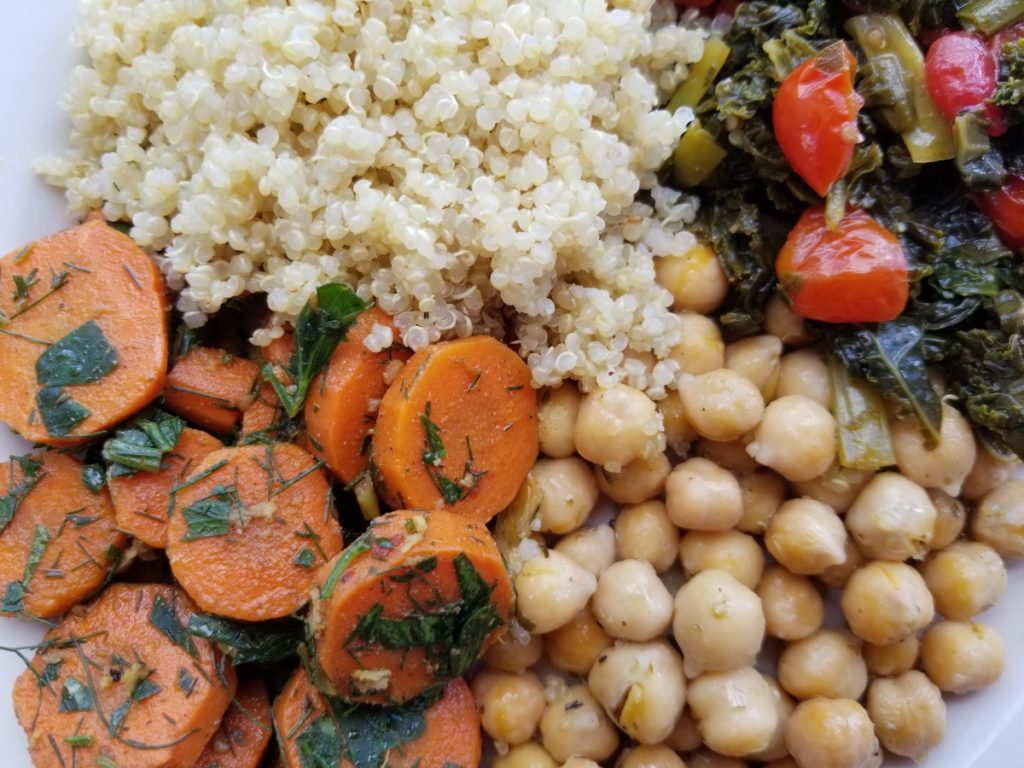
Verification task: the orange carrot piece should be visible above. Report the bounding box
[12,584,236,768]
[166,443,343,621]
[305,307,410,484]
[0,451,127,619]
[274,668,481,768]
[108,427,223,548]
[163,348,260,435]
[195,678,272,768]
[371,336,538,522]
[259,332,295,367]
[0,220,169,446]
[240,333,296,443]
[309,509,513,704]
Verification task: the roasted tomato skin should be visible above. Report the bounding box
[924,31,1006,135]
[773,43,864,197]
[976,176,1024,250]
[776,207,910,324]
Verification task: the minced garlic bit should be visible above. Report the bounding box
[352,668,392,694]
[38,0,705,398]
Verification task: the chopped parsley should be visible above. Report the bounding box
[36,320,119,388]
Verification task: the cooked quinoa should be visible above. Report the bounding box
[37,0,705,396]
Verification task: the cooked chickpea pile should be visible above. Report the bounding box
[473,248,1024,768]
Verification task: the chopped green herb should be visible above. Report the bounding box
[12,269,39,303]
[181,487,236,541]
[66,512,98,529]
[110,677,161,735]
[102,409,185,477]
[95,757,118,768]
[1,454,43,534]
[2,581,26,613]
[59,676,94,713]
[64,735,94,748]
[320,535,373,601]
[186,613,303,665]
[80,464,106,493]
[294,548,316,568]
[149,594,196,658]
[36,320,119,388]
[36,387,91,437]
[23,525,51,585]
[420,402,446,467]
[177,668,197,697]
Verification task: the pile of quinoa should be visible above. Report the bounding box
[37,0,706,397]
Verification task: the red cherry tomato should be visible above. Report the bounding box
[773,43,864,197]
[976,176,1024,250]
[925,31,1006,135]
[776,207,910,324]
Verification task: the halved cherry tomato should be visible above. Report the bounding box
[773,42,864,197]
[925,31,1006,135]
[976,176,1024,250]
[776,207,910,324]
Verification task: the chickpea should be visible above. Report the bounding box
[540,683,620,763]
[695,438,760,475]
[927,488,967,550]
[775,348,830,407]
[785,698,879,768]
[574,384,663,471]
[532,457,600,535]
[961,445,1021,501]
[764,292,810,346]
[845,472,936,561]
[757,565,824,641]
[554,524,616,577]
[672,569,765,677]
[657,242,730,314]
[493,742,559,768]
[664,710,702,753]
[863,635,920,677]
[817,536,865,589]
[866,670,945,758]
[679,530,764,589]
[971,479,1024,558]
[592,559,674,641]
[617,745,687,768]
[588,640,687,744]
[545,606,613,675]
[659,390,698,455]
[920,620,1005,694]
[485,628,543,673]
[539,385,582,459]
[792,465,875,515]
[686,751,748,768]
[778,629,868,701]
[891,403,977,496]
[751,675,796,762]
[737,469,785,534]
[747,395,836,482]
[688,667,779,757]
[616,501,681,573]
[765,498,848,576]
[668,312,726,376]
[596,452,671,505]
[725,335,783,401]
[665,457,743,531]
[680,369,765,442]
[516,550,597,634]
[472,670,547,746]
[920,540,1007,620]
[841,561,935,645]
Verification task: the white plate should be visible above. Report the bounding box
[1,2,1023,766]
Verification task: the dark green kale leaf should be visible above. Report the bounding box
[186,614,303,665]
[993,39,1024,125]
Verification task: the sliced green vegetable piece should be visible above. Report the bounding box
[958,0,1024,35]
[846,14,955,163]
[673,121,729,188]
[829,355,897,471]
[102,408,185,477]
[953,110,1007,191]
[668,36,731,112]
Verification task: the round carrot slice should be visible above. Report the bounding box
[12,583,236,768]
[371,336,538,522]
[309,509,513,704]
[109,427,223,549]
[164,347,261,435]
[274,666,482,768]
[195,678,272,768]
[0,451,127,619]
[0,220,169,446]
[305,306,410,484]
[166,443,343,621]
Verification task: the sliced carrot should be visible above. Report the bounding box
[108,427,223,548]
[163,347,261,435]
[0,451,127,619]
[195,678,272,768]
[308,509,513,704]
[274,667,481,768]
[240,332,297,443]
[305,306,410,484]
[259,332,295,367]
[166,443,343,621]
[0,220,169,446]
[371,336,538,522]
[12,583,236,768]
